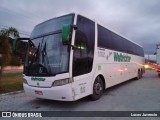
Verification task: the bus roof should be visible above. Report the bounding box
[32,12,143,48]
[75,12,143,48]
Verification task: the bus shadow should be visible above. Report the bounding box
[103,78,136,95]
[28,95,91,110]
[30,99,93,111]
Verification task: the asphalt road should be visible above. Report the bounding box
[0,70,160,120]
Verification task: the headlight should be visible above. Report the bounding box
[23,78,28,84]
[144,64,149,69]
[52,78,73,86]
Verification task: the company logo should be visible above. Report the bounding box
[114,52,131,62]
[1,112,42,117]
[2,112,11,117]
[31,77,45,81]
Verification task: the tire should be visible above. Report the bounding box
[136,70,141,80]
[158,73,160,77]
[140,70,143,78]
[90,76,104,101]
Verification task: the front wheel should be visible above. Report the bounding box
[90,76,104,101]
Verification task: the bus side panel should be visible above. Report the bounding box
[71,74,93,100]
[95,49,145,89]
[95,49,127,88]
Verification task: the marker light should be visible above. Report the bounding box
[118,69,123,72]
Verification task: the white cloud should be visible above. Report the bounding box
[0,0,160,54]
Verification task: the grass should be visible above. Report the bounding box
[0,72,23,94]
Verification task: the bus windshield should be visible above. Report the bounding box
[30,14,74,39]
[24,14,74,76]
[24,33,69,76]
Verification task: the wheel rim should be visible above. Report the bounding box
[94,78,102,95]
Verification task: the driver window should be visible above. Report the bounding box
[73,30,88,76]
[73,15,95,77]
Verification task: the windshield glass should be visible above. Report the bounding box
[31,14,74,39]
[24,14,74,76]
[24,33,69,76]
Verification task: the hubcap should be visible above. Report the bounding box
[94,82,102,95]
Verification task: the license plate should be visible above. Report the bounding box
[35,90,43,95]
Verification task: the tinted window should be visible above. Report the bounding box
[98,25,144,57]
[24,33,70,76]
[98,26,113,49]
[73,15,95,77]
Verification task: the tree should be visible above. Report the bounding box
[0,27,19,79]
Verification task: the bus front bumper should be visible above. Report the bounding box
[23,83,75,101]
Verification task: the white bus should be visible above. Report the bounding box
[22,13,145,101]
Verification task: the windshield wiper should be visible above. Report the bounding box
[41,42,52,75]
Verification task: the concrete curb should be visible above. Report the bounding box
[0,90,24,96]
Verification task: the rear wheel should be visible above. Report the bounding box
[158,72,160,77]
[140,70,143,78]
[136,70,141,80]
[90,76,104,100]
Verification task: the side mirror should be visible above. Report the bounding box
[62,24,71,44]
[13,38,29,55]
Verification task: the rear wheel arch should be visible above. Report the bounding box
[92,74,106,91]
[98,74,106,91]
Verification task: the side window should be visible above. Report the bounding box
[98,25,113,49]
[98,25,144,57]
[73,15,95,77]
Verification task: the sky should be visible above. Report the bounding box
[0,0,160,56]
